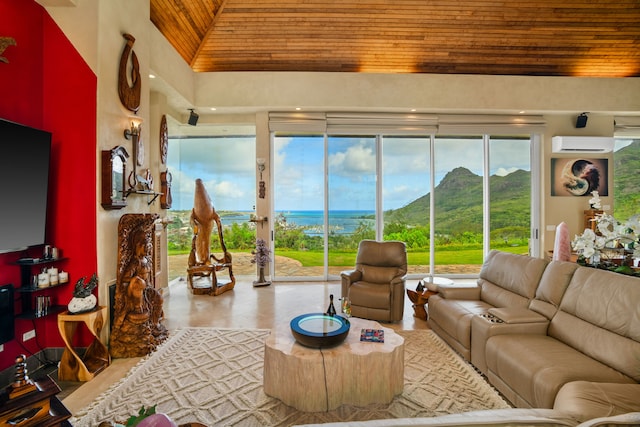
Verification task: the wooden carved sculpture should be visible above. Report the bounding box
[0,37,16,63]
[186,179,235,296]
[118,33,141,113]
[110,214,167,358]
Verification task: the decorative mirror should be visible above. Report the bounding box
[101,146,130,209]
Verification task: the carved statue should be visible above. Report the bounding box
[0,37,16,63]
[118,33,141,113]
[186,179,235,296]
[110,214,167,358]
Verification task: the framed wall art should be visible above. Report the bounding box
[550,158,608,197]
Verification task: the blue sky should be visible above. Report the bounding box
[168,136,531,211]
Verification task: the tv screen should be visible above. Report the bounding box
[0,119,52,254]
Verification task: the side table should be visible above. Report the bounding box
[57,306,111,381]
[407,289,438,320]
[407,277,454,320]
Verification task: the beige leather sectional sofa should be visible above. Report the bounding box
[428,250,640,421]
[298,250,640,427]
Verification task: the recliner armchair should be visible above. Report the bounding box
[341,240,407,322]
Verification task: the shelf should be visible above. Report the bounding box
[14,257,70,320]
[17,304,66,320]
[16,281,69,293]
[123,189,163,205]
[16,257,68,266]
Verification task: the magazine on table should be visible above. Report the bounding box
[360,328,384,343]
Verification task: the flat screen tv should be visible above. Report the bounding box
[0,119,52,254]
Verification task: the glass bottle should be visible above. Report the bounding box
[326,294,337,316]
[340,297,351,317]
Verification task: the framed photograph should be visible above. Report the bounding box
[551,158,608,197]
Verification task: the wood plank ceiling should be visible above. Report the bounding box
[150,0,640,77]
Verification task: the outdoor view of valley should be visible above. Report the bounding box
[166,138,640,281]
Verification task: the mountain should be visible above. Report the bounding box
[384,167,530,234]
[613,140,640,220]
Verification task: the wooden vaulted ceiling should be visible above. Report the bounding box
[150,0,640,77]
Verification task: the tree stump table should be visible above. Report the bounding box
[263,317,404,412]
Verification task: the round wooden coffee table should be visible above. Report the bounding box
[263,316,404,412]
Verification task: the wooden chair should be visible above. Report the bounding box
[186,179,235,296]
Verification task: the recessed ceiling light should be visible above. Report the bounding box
[295,107,302,111]
[210,107,217,111]
[410,109,417,112]
[149,74,156,79]
[519,111,526,114]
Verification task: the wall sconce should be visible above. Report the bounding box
[124,117,144,167]
[257,158,266,199]
[123,121,141,140]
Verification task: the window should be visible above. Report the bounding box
[270,130,536,280]
[613,137,640,221]
[166,135,257,281]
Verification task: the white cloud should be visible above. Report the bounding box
[494,167,519,176]
[329,142,375,177]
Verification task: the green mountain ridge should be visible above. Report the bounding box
[385,166,530,235]
[386,140,640,234]
[613,140,640,220]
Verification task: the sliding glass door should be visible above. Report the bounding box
[270,131,536,280]
[327,136,376,275]
[489,137,531,256]
[381,136,431,275]
[272,134,325,279]
[433,136,484,274]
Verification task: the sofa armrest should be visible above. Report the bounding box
[341,269,362,297]
[340,269,361,282]
[488,307,548,324]
[554,381,640,423]
[471,309,550,374]
[438,285,481,300]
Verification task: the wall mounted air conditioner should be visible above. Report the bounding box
[551,136,615,153]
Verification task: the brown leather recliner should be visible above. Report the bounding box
[341,240,407,322]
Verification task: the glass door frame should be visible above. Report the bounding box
[268,131,542,282]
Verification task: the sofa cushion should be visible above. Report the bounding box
[555,381,640,423]
[529,260,579,319]
[349,281,390,309]
[577,412,640,427]
[485,334,635,408]
[478,250,548,307]
[550,267,640,381]
[360,265,402,284]
[295,409,580,426]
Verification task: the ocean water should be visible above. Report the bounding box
[220,210,375,235]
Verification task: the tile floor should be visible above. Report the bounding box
[61,277,453,415]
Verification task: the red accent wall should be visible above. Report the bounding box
[0,0,97,371]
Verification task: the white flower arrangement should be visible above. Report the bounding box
[572,213,640,265]
[588,190,602,210]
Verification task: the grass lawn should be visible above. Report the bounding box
[277,245,528,267]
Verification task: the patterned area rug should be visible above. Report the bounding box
[71,327,510,426]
